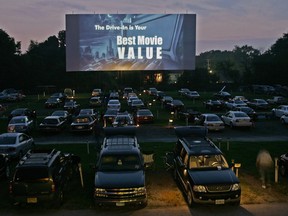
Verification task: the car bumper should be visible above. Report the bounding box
[207,125,225,131]
[233,122,253,127]
[11,193,56,204]
[94,195,147,207]
[192,190,241,205]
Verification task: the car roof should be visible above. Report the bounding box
[45,115,61,119]
[202,113,219,117]
[180,137,222,155]
[10,116,28,119]
[0,132,22,137]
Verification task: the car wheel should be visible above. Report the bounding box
[57,190,64,204]
[5,165,10,179]
[186,189,194,207]
[230,122,234,128]
[18,151,23,159]
[280,164,287,176]
[173,167,178,180]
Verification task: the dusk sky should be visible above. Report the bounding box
[1,0,287,55]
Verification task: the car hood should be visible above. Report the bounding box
[188,168,239,185]
[95,170,145,188]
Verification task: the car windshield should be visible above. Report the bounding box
[10,118,26,124]
[109,100,119,105]
[43,118,59,124]
[80,110,93,115]
[138,110,151,115]
[206,115,220,121]
[234,112,248,118]
[132,100,143,105]
[189,154,229,169]
[99,154,141,171]
[115,116,131,123]
[52,111,65,116]
[0,136,16,145]
[65,101,75,106]
[14,167,49,182]
[12,109,25,115]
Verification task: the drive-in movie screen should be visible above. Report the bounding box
[66,14,196,72]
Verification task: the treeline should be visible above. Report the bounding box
[0,28,288,93]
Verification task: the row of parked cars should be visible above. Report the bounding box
[0,126,148,207]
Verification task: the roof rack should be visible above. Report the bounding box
[104,136,137,147]
[19,149,58,165]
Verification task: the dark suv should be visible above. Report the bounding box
[93,127,147,207]
[9,149,80,206]
[172,126,241,206]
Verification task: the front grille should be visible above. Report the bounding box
[95,187,146,199]
[206,185,231,192]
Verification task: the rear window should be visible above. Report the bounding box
[14,167,49,182]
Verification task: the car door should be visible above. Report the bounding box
[222,112,230,125]
[175,146,188,187]
[19,134,32,154]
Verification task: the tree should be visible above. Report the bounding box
[0,29,22,88]
[252,33,288,84]
[233,45,260,84]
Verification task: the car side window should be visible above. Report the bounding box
[183,153,189,167]
[19,135,23,142]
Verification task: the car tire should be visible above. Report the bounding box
[55,190,64,207]
[18,151,23,160]
[187,189,195,207]
[5,165,10,179]
[230,122,234,129]
[280,164,287,176]
[173,167,178,180]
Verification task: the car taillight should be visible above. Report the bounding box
[51,183,56,192]
[9,182,13,194]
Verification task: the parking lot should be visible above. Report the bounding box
[1,90,288,213]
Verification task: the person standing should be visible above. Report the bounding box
[256,149,274,189]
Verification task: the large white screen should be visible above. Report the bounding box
[66,14,196,71]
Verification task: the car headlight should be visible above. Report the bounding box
[193,185,207,192]
[231,183,240,191]
[95,188,106,193]
[135,186,146,193]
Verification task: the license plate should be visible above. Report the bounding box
[215,199,225,205]
[27,197,37,203]
[116,202,125,207]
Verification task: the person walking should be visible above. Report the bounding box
[256,149,274,189]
